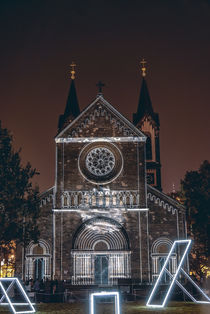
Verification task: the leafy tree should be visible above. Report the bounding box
[182,160,210,280]
[0,121,40,277]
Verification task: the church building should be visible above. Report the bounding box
[16,61,187,288]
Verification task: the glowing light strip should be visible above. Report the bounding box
[0,278,35,313]
[53,208,148,212]
[180,269,210,303]
[1,303,36,306]
[0,282,16,314]
[90,291,120,314]
[146,239,210,308]
[164,268,210,304]
[127,208,148,211]
[56,137,145,143]
[146,239,191,308]
[165,269,197,302]
[0,280,15,303]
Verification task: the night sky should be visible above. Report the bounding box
[0,0,210,193]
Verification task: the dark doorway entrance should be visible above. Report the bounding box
[95,255,108,285]
[34,258,44,280]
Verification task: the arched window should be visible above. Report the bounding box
[156,243,169,254]
[151,238,177,282]
[33,244,44,255]
[146,133,152,160]
[25,240,51,281]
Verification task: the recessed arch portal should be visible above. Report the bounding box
[72,216,130,251]
[72,216,131,285]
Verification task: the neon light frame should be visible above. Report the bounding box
[165,268,210,304]
[90,291,120,314]
[146,239,210,308]
[0,278,35,314]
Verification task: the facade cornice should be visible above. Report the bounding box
[147,185,185,214]
[55,136,146,143]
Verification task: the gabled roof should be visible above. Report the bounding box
[56,95,146,140]
[58,80,80,131]
[133,78,159,126]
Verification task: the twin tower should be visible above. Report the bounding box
[58,62,162,191]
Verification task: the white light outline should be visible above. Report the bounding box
[53,208,149,212]
[146,239,210,308]
[180,269,210,303]
[0,278,35,314]
[147,239,191,308]
[55,137,145,143]
[164,268,210,304]
[90,291,120,314]
[126,208,148,211]
[0,280,15,303]
[1,303,36,306]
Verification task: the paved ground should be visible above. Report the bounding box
[0,301,209,313]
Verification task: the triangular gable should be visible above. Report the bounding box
[55,95,146,140]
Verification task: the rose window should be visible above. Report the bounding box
[85,147,115,176]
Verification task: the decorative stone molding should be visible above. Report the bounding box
[78,142,123,184]
[61,189,140,210]
[40,192,54,207]
[147,192,178,214]
[66,104,136,138]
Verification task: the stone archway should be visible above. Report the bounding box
[71,216,131,285]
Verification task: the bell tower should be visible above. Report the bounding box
[133,59,162,190]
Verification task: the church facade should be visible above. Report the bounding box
[16,69,187,287]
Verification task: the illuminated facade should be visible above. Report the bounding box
[16,69,187,287]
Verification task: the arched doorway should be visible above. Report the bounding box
[25,240,51,281]
[71,216,131,285]
[94,241,109,285]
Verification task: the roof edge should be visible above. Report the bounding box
[147,184,185,211]
[56,95,147,140]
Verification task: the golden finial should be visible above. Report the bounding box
[140,58,147,77]
[70,61,76,80]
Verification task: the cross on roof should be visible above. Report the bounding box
[140,58,147,77]
[96,81,105,93]
[70,62,76,80]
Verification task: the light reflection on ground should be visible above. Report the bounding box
[1,301,209,314]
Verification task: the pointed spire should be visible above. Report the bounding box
[64,79,80,118]
[133,77,154,125]
[58,63,80,131]
[133,59,159,126]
